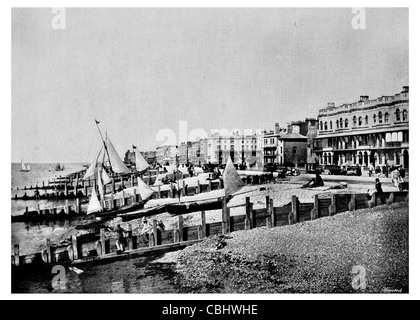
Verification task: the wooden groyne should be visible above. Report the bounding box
[12,173,226,222]
[11,190,409,268]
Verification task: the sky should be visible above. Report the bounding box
[11,7,408,163]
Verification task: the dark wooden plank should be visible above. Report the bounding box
[336,194,352,213]
[355,194,369,210]
[208,221,223,236]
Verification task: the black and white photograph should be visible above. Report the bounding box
[6,4,415,300]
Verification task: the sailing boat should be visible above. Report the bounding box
[55,163,65,171]
[82,121,149,220]
[19,160,30,172]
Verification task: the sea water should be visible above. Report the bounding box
[11,163,86,255]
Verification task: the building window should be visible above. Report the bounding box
[293,146,297,154]
[330,121,333,130]
[319,122,323,131]
[378,112,383,123]
[403,109,408,121]
[358,116,362,126]
[340,118,343,128]
[395,109,401,121]
[345,119,349,128]
[365,115,368,125]
[336,120,339,129]
[373,114,376,123]
[325,122,328,130]
[384,112,389,123]
[353,116,356,126]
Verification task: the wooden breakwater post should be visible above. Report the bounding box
[13,244,20,267]
[122,191,127,207]
[349,194,356,211]
[157,185,161,199]
[311,194,319,220]
[199,211,207,238]
[289,195,299,225]
[266,197,275,227]
[45,239,52,264]
[222,197,230,234]
[180,180,185,197]
[132,189,137,203]
[386,192,395,205]
[170,182,175,199]
[153,220,158,246]
[245,197,253,230]
[100,228,106,256]
[329,194,337,216]
[127,224,133,250]
[175,216,184,243]
[112,178,116,193]
[75,198,80,214]
[196,180,201,195]
[208,180,212,192]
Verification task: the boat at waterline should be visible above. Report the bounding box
[19,160,30,172]
[55,163,65,171]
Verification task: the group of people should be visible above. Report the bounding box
[109,217,166,254]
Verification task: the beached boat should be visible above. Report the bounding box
[165,198,225,215]
[19,160,30,172]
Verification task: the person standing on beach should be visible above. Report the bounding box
[368,163,374,177]
[375,178,386,204]
[113,224,126,253]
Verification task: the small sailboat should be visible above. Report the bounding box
[49,164,52,172]
[55,163,65,171]
[19,160,30,172]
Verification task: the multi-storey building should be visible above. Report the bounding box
[288,118,319,164]
[314,86,409,168]
[207,132,259,166]
[124,149,157,166]
[263,124,308,166]
[156,145,178,165]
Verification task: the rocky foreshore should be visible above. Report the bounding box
[172,202,408,293]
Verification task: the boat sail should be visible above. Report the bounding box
[55,163,64,171]
[19,160,30,172]
[223,157,245,197]
[106,136,130,174]
[83,147,103,180]
[134,147,149,173]
[86,186,103,214]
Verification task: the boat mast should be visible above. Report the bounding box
[95,120,113,174]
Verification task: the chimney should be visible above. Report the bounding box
[360,96,369,102]
[274,123,280,134]
[402,86,409,93]
[327,102,335,109]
